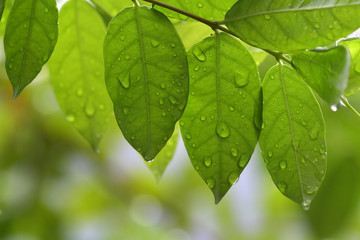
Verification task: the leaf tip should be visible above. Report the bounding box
[12,87,22,99]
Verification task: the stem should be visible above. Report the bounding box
[341,96,360,119]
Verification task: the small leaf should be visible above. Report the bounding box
[146,125,179,181]
[0,0,5,21]
[225,1,360,51]
[259,64,326,209]
[4,0,58,97]
[104,6,189,161]
[291,46,350,106]
[180,32,261,203]
[48,0,112,151]
[339,38,360,96]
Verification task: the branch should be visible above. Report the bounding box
[341,96,360,119]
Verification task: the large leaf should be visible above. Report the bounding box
[225,1,360,51]
[0,0,5,21]
[340,38,360,96]
[259,64,326,209]
[153,0,237,21]
[48,0,112,151]
[104,6,189,161]
[180,32,261,203]
[291,46,350,106]
[146,124,179,181]
[4,0,58,97]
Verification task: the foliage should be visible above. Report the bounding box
[2,0,360,210]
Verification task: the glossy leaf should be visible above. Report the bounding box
[146,124,179,181]
[4,0,58,97]
[48,0,112,151]
[180,32,261,203]
[259,64,326,209]
[225,0,360,51]
[154,0,237,21]
[0,0,5,21]
[104,6,189,161]
[291,46,350,106]
[340,38,360,96]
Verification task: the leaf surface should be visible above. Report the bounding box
[48,0,112,151]
[291,46,350,106]
[225,0,360,51]
[180,32,261,203]
[104,6,188,161]
[146,124,179,181]
[154,0,237,21]
[4,0,58,97]
[259,64,326,209]
[340,38,360,96]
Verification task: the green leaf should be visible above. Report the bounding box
[291,46,350,106]
[259,64,326,209]
[154,0,237,21]
[225,1,360,51]
[0,0,5,21]
[180,32,261,203]
[340,38,360,96]
[104,6,189,161]
[48,0,112,151]
[146,124,179,181]
[4,0,58,97]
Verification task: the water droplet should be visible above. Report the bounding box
[216,122,230,139]
[197,2,203,8]
[168,96,177,104]
[319,145,326,154]
[279,161,287,169]
[123,107,129,114]
[161,111,167,117]
[151,39,160,48]
[309,123,320,140]
[301,120,307,126]
[230,147,238,157]
[264,14,271,20]
[194,65,200,71]
[313,23,320,29]
[180,120,185,126]
[301,200,311,210]
[192,46,207,62]
[228,172,239,185]
[76,88,83,96]
[330,105,338,112]
[200,115,206,121]
[171,43,176,48]
[305,189,314,195]
[267,151,273,158]
[229,106,235,112]
[195,165,199,171]
[234,73,249,87]
[261,122,266,129]
[185,133,192,140]
[85,101,95,117]
[117,73,130,89]
[204,157,212,167]
[120,36,125,41]
[301,157,306,164]
[270,74,275,80]
[125,55,130,60]
[158,98,164,105]
[66,114,75,123]
[238,155,248,168]
[8,64,13,70]
[44,7,49,13]
[160,82,166,89]
[206,178,215,188]
[277,181,287,193]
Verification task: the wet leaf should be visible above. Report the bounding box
[259,64,326,209]
[340,38,360,96]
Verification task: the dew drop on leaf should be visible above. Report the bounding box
[192,46,207,62]
[330,105,338,112]
[279,160,287,169]
[301,120,307,126]
[206,177,215,188]
[234,73,249,87]
[185,133,192,140]
[267,151,273,158]
[238,155,248,168]
[85,101,96,117]
[168,95,177,104]
[264,14,271,20]
[200,115,206,121]
[44,7,49,13]
[230,147,238,157]
[216,122,230,138]
[228,172,239,185]
[301,200,311,210]
[197,2,203,8]
[204,157,212,167]
[123,107,129,115]
[151,39,160,48]
[309,123,320,140]
[117,73,130,89]
[277,181,287,193]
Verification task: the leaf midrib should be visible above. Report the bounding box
[225,2,360,22]
[215,33,222,200]
[135,6,151,158]
[279,64,304,202]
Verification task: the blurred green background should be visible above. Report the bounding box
[1,1,360,239]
